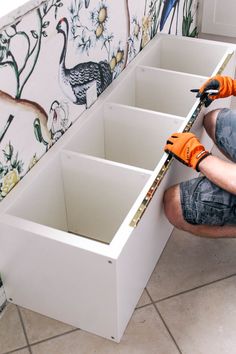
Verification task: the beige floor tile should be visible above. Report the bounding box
[157,276,236,354]
[136,289,152,308]
[31,305,179,354]
[12,350,30,354]
[19,307,75,344]
[0,304,27,354]
[147,227,236,301]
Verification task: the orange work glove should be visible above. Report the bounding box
[197,75,236,107]
[164,132,211,171]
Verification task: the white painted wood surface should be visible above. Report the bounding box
[104,103,184,170]
[135,67,206,116]
[139,35,231,77]
[61,151,150,244]
[107,66,207,117]
[1,1,30,17]
[0,215,118,340]
[0,0,45,29]
[0,34,235,342]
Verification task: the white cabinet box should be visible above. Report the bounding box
[0,34,235,342]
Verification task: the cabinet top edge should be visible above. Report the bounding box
[0,0,46,30]
[158,32,236,49]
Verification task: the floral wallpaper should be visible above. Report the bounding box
[0,0,198,201]
[0,273,7,317]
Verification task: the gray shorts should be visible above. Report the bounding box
[180,108,236,226]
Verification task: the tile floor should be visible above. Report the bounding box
[1,221,236,354]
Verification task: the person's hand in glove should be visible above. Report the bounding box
[164,132,211,171]
[196,75,236,107]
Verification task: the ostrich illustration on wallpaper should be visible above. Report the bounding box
[56,17,112,105]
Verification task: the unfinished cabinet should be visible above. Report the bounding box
[0,34,235,342]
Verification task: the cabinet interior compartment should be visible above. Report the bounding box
[139,35,230,77]
[107,66,207,117]
[65,103,185,171]
[6,152,151,244]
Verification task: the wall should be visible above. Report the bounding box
[0,0,198,200]
[197,0,236,44]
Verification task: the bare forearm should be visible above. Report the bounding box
[198,155,236,194]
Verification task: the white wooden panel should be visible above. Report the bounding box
[104,103,184,170]
[0,216,119,341]
[116,154,200,338]
[8,157,68,232]
[1,0,30,17]
[65,105,105,158]
[202,0,236,37]
[135,67,207,117]
[140,35,229,77]
[106,69,136,106]
[61,151,150,244]
[160,36,229,76]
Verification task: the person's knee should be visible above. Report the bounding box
[203,109,221,143]
[163,185,185,230]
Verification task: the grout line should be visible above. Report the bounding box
[136,271,236,309]
[154,272,236,304]
[6,272,236,353]
[16,306,33,354]
[17,306,80,348]
[145,288,182,354]
[29,328,80,348]
[135,289,153,310]
[155,304,183,354]
[3,345,30,354]
[135,302,153,310]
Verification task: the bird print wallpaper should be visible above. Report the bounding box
[0,0,198,201]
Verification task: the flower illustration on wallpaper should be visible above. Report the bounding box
[0,0,63,148]
[48,100,71,141]
[56,17,112,105]
[109,46,124,71]
[139,0,163,50]
[91,0,108,38]
[141,15,152,48]
[127,16,141,61]
[70,0,109,44]
[0,142,23,199]
[69,0,125,78]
